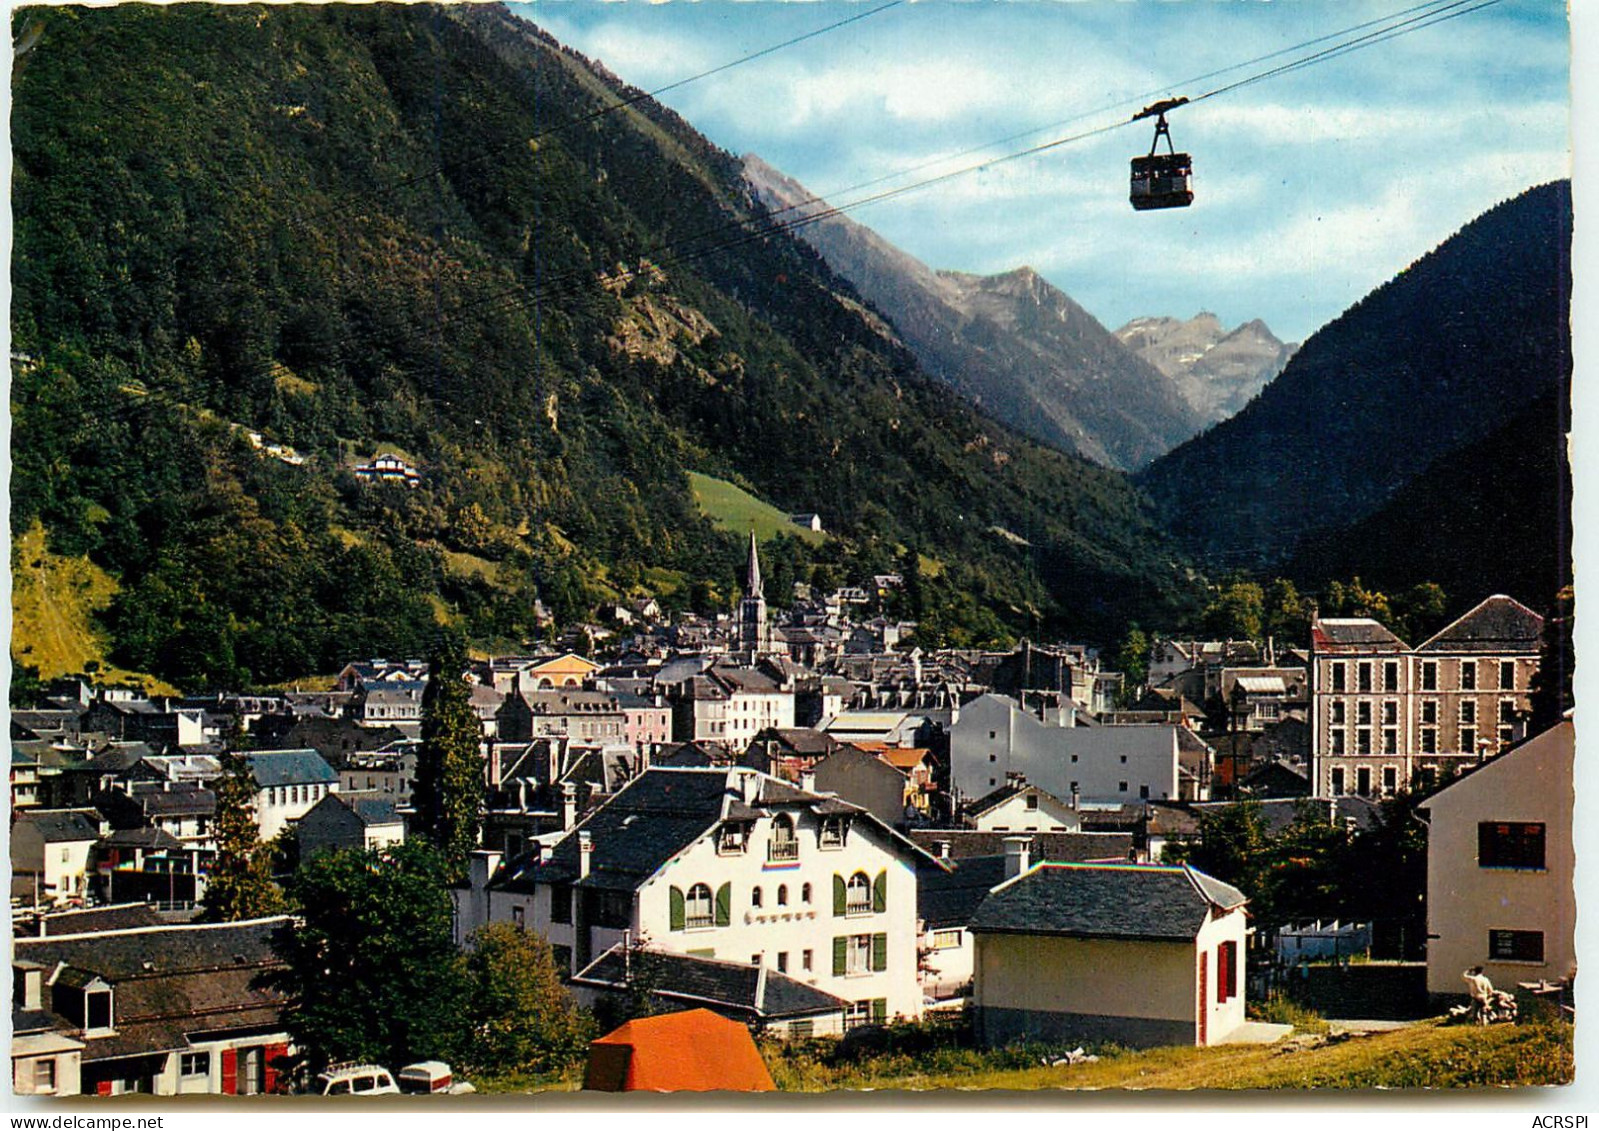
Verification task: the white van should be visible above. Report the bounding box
[315,1064,400,1096]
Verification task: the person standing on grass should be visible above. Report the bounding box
[1463,966,1494,1023]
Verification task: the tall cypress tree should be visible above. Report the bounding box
[413,636,483,879]
[201,751,285,921]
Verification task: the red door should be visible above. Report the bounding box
[221,1048,238,1095]
[1197,951,1208,1045]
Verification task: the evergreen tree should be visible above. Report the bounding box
[1114,624,1150,697]
[413,637,483,879]
[463,923,594,1077]
[200,752,285,921]
[272,841,468,1071]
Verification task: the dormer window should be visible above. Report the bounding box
[819,816,849,849]
[85,986,113,1033]
[717,823,749,855]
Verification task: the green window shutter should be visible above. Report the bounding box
[872,869,887,913]
[872,998,888,1024]
[832,936,848,976]
[871,932,887,972]
[715,882,732,927]
[669,886,685,931]
[833,873,847,916]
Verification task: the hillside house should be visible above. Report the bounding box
[11,809,105,907]
[964,781,1082,833]
[455,766,938,1026]
[1422,719,1573,1001]
[296,791,405,858]
[246,750,338,840]
[970,859,1249,1048]
[14,918,294,1096]
[352,452,420,486]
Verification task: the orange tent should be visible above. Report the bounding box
[584,1008,776,1092]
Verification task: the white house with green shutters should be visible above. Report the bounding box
[455,766,936,1030]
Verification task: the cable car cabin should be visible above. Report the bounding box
[1130,153,1193,210]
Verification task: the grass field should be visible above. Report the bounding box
[11,523,179,694]
[760,1019,1573,1092]
[687,472,825,546]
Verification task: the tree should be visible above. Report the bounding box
[462,923,593,1077]
[1262,578,1308,645]
[1201,578,1265,641]
[413,637,483,880]
[272,841,468,1072]
[200,752,285,922]
[1528,585,1573,732]
[1389,582,1449,644]
[1114,624,1150,699]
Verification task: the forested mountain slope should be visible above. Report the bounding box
[10,3,1200,691]
[1137,182,1571,572]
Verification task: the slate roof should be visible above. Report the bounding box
[98,826,188,851]
[1414,595,1545,654]
[16,918,288,979]
[342,793,402,827]
[572,946,848,1020]
[909,829,1134,863]
[17,809,103,843]
[26,904,167,937]
[1311,618,1409,652]
[918,855,1010,928]
[247,749,337,787]
[969,864,1247,942]
[130,786,217,818]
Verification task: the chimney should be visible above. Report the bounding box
[800,770,817,794]
[1003,835,1032,880]
[754,960,768,1014]
[561,781,578,830]
[578,831,593,880]
[21,967,43,1011]
[468,849,502,893]
[938,841,951,860]
[1070,783,1080,810]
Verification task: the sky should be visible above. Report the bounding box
[511,0,1570,344]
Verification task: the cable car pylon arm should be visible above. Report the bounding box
[1131,96,1189,123]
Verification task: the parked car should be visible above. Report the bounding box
[315,1064,400,1096]
[397,1061,475,1095]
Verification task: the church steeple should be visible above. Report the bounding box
[746,529,764,600]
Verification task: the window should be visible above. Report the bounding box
[1421,661,1438,691]
[802,882,813,904]
[1217,940,1238,1002]
[1356,767,1372,797]
[989,731,997,740]
[1357,663,1372,693]
[752,886,763,908]
[1331,701,1346,725]
[1479,822,1545,869]
[1356,729,1371,755]
[180,1053,210,1078]
[790,1020,813,1040]
[769,815,799,861]
[1330,767,1346,795]
[1118,781,1128,793]
[1421,727,1437,753]
[1500,661,1516,690]
[511,906,525,928]
[1119,755,1128,764]
[1382,701,1398,725]
[1460,700,1477,724]
[35,1059,57,1092]
[845,1000,873,1029]
[552,944,572,975]
[685,883,716,929]
[1140,785,1150,800]
[1356,702,1372,726]
[846,872,872,915]
[1421,700,1438,724]
[86,988,112,1032]
[1460,727,1476,752]
[847,934,873,975]
[1384,661,1400,691]
[1331,729,1346,756]
[932,928,962,950]
[777,884,788,906]
[819,816,848,848]
[1500,699,1517,725]
[1499,726,1514,745]
[1461,661,1477,690]
[802,949,813,971]
[1330,663,1347,692]
[718,823,748,854]
[1024,794,1039,811]
[550,884,573,924]
[1382,766,1397,795]
[1382,728,1398,755]
[1489,930,1545,962]
[752,954,762,966]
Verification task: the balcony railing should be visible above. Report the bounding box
[768,839,799,862]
